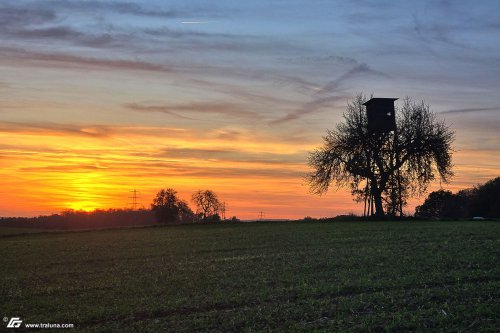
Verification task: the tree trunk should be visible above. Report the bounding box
[373,189,385,219]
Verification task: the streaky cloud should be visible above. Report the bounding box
[276,55,359,66]
[125,102,257,119]
[161,147,305,164]
[0,47,172,72]
[269,95,347,125]
[440,107,500,114]
[3,25,117,48]
[35,1,179,18]
[270,63,388,125]
[0,121,113,138]
[0,6,55,27]
[315,64,389,95]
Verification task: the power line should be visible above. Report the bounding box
[221,201,227,220]
[128,189,140,210]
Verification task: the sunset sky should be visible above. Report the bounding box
[1,0,499,218]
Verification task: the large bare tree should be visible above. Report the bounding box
[191,190,221,221]
[307,94,454,218]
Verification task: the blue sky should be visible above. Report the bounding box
[1,0,499,217]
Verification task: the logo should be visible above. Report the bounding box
[6,317,23,328]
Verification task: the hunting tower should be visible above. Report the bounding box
[363,98,398,133]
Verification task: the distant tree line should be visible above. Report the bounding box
[415,177,500,219]
[1,188,237,230]
[0,209,155,230]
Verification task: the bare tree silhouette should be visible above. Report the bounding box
[191,190,221,222]
[307,94,454,218]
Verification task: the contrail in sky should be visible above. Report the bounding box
[181,21,211,24]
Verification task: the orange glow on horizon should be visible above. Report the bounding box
[1,120,499,219]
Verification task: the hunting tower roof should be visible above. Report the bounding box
[363,97,398,106]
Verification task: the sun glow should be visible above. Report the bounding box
[66,201,101,212]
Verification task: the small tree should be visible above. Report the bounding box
[151,188,194,223]
[416,177,500,219]
[191,190,221,221]
[415,189,461,218]
[308,94,455,218]
[467,177,500,218]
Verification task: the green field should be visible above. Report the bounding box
[1,221,499,332]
